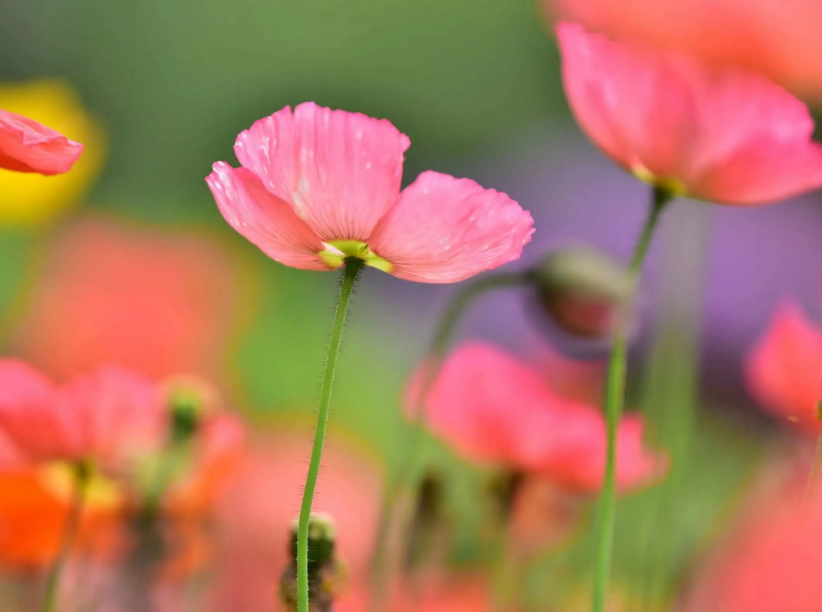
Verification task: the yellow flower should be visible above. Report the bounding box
[0,80,104,227]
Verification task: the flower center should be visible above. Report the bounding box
[40,461,123,511]
[318,240,393,273]
[631,164,687,198]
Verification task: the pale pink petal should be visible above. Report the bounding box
[557,22,696,180]
[206,162,328,271]
[369,172,534,283]
[233,102,410,241]
[57,366,166,472]
[0,109,84,175]
[745,302,822,435]
[410,342,558,467]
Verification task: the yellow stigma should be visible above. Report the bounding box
[0,80,105,227]
[318,240,393,273]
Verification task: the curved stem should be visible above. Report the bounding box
[591,187,672,612]
[42,462,90,612]
[298,258,364,612]
[369,271,530,612]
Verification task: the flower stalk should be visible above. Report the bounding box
[298,257,364,612]
[42,461,91,612]
[591,186,672,612]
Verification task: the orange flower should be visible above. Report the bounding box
[0,467,124,569]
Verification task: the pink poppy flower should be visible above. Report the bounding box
[546,0,822,100]
[745,302,822,435]
[0,108,84,175]
[410,342,666,494]
[683,478,822,612]
[12,216,245,383]
[206,102,534,283]
[556,22,822,206]
[0,360,164,470]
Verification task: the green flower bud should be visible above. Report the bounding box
[529,246,634,339]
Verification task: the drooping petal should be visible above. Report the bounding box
[233,102,410,242]
[206,162,328,271]
[0,109,84,175]
[369,171,534,283]
[745,303,822,434]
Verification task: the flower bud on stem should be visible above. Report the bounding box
[282,514,343,612]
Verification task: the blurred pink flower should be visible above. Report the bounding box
[13,216,246,382]
[206,102,534,283]
[211,427,383,612]
[546,0,822,100]
[0,360,163,470]
[556,22,822,206]
[0,108,84,175]
[684,479,822,612]
[410,342,666,494]
[746,302,822,435]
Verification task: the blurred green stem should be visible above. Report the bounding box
[369,271,530,612]
[42,461,90,612]
[638,203,711,611]
[298,257,363,612]
[591,187,672,612]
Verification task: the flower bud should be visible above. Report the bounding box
[280,514,343,612]
[162,376,218,443]
[528,246,634,339]
[405,470,449,570]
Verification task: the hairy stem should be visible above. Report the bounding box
[298,258,364,612]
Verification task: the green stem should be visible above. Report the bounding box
[298,257,364,612]
[637,203,711,612]
[42,462,90,612]
[369,271,530,612]
[591,187,672,612]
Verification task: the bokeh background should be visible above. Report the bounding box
[0,1,819,610]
